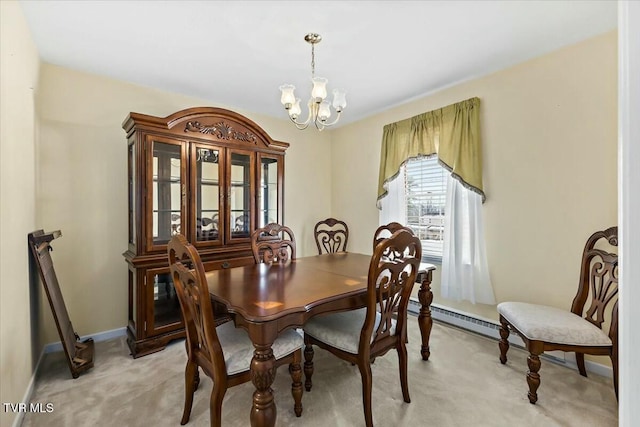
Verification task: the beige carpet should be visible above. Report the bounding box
[22,318,618,427]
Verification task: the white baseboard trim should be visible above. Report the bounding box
[408,299,613,379]
[10,350,45,427]
[43,327,127,354]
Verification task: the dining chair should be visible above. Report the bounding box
[303,228,422,427]
[313,218,349,254]
[251,222,296,264]
[167,235,304,427]
[498,226,618,404]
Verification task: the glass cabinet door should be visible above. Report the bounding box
[258,154,283,228]
[147,136,186,251]
[226,149,254,242]
[191,144,223,247]
[145,267,182,336]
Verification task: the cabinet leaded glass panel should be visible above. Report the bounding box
[259,156,279,227]
[229,151,252,239]
[152,141,183,245]
[195,147,221,243]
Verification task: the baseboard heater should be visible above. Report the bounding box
[408,298,514,345]
[408,298,612,379]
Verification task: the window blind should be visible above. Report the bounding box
[404,156,446,260]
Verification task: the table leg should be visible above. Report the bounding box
[417,270,434,360]
[250,345,277,427]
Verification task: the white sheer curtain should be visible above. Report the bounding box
[441,174,495,304]
[378,165,406,226]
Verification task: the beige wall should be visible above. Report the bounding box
[330,31,617,322]
[0,1,40,426]
[35,64,332,345]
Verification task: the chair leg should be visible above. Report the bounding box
[290,350,303,417]
[576,352,587,377]
[181,360,198,425]
[209,384,226,427]
[498,318,510,364]
[357,361,374,427]
[397,341,411,403]
[526,353,541,404]
[304,343,314,392]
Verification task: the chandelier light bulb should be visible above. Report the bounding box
[289,99,302,119]
[311,77,328,101]
[318,101,331,122]
[279,85,296,107]
[332,89,347,112]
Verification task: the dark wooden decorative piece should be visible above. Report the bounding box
[168,234,302,427]
[28,229,94,378]
[313,218,349,254]
[251,223,296,264]
[303,229,422,427]
[498,226,619,403]
[184,120,258,144]
[123,107,288,357]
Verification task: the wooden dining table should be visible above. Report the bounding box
[205,252,436,427]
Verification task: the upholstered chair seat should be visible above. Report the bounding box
[304,309,396,354]
[498,302,612,347]
[217,321,303,375]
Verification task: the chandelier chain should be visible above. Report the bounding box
[311,43,315,78]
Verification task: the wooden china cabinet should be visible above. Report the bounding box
[123,107,288,357]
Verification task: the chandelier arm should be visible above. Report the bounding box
[289,101,315,128]
[289,115,311,130]
[314,110,342,128]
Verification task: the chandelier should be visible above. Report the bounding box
[279,33,347,131]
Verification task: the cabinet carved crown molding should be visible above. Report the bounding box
[184,120,258,144]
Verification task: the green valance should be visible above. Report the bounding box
[377,97,485,203]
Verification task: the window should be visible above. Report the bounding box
[404,156,447,261]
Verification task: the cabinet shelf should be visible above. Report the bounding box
[153,177,181,183]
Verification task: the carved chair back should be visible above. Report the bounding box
[362,229,421,356]
[251,223,297,264]
[571,226,619,341]
[168,235,225,380]
[373,222,415,261]
[313,218,349,254]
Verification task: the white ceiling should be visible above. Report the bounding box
[19,0,617,127]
